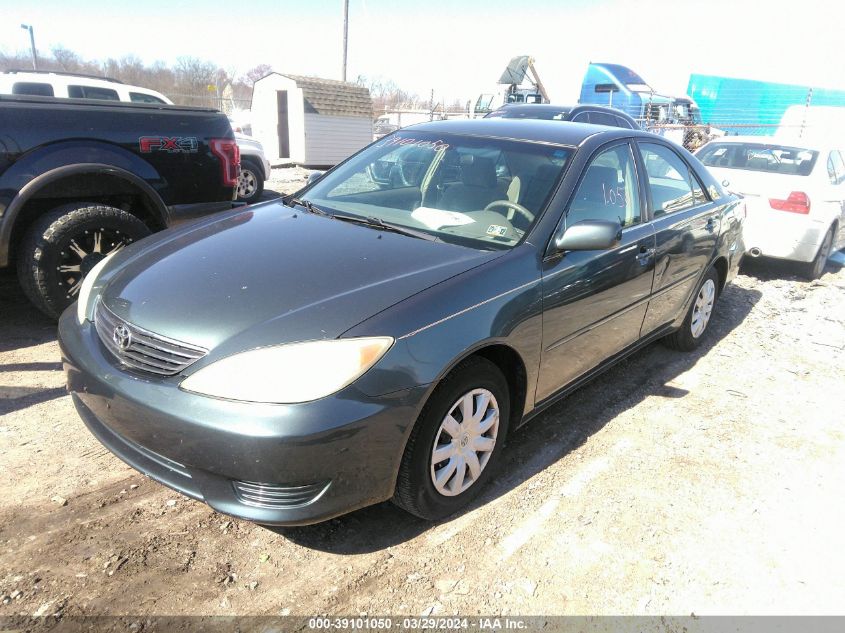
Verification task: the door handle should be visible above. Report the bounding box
[636,246,655,265]
[705,217,717,232]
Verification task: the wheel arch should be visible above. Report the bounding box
[1,164,168,267]
[411,341,529,441]
[710,254,729,294]
[240,153,267,179]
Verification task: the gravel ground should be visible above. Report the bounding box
[2,171,845,618]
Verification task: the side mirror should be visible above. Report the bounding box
[305,170,325,186]
[555,220,622,252]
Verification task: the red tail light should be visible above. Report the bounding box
[769,191,810,214]
[210,138,240,187]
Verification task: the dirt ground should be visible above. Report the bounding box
[2,168,845,618]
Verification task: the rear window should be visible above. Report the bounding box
[589,111,619,127]
[129,92,166,104]
[68,85,120,101]
[12,82,54,97]
[698,142,818,176]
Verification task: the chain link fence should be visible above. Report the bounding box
[165,93,251,114]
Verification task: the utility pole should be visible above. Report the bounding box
[20,24,38,70]
[341,0,349,82]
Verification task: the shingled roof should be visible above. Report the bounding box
[282,74,373,118]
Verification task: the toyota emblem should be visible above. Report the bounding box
[113,324,132,350]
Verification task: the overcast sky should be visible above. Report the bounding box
[2,0,843,104]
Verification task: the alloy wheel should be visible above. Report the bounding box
[238,168,258,199]
[58,228,132,299]
[813,232,832,279]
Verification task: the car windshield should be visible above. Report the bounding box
[698,142,818,176]
[303,131,573,250]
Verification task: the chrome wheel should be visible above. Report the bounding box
[238,168,258,199]
[690,278,716,338]
[430,388,500,497]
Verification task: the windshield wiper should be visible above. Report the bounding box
[282,194,330,217]
[331,214,438,241]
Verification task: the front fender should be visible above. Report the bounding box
[345,244,544,416]
[0,140,168,266]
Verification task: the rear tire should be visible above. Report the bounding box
[16,203,150,319]
[663,266,720,352]
[392,357,510,521]
[800,228,833,281]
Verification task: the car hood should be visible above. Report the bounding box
[235,133,264,151]
[100,204,500,354]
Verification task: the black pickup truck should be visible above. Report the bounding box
[0,95,239,317]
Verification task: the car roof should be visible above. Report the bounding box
[494,104,574,115]
[491,103,638,121]
[406,117,648,146]
[0,70,170,102]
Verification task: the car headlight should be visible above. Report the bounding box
[76,255,115,323]
[179,337,394,404]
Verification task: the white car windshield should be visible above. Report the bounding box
[303,131,573,250]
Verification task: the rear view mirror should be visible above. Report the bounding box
[555,220,622,252]
[365,160,393,186]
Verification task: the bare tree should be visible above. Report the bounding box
[242,64,273,87]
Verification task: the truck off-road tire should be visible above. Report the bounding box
[17,203,150,319]
[392,356,510,521]
[800,228,833,281]
[663,266,720,352]
[237,158,265,204]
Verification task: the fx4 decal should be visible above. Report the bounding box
[139,136,199,153]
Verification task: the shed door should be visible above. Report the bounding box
[276,91,290,158]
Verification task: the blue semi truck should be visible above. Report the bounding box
[577,62,712,148]
[578,62,703,126]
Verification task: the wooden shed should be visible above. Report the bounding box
[251,73,373,167]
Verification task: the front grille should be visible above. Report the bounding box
[232,480,331,509]
[94,301,208,376]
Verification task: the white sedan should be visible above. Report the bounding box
[696,136,845,279]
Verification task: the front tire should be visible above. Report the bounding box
[393,357,510,521]
[17,203,150,319]
[800,228,833,281]
[237,158,265,204]
[663,266,720,352]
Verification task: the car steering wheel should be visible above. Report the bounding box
[484,200,535,224]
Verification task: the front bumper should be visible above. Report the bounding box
[58,310,427,525]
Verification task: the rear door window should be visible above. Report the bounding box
[638,143,701,216]
[614,115,635,129]
[12,82,54,97]
[567,143,641,228]
[129,92,166,104]
[68,85,120,101]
